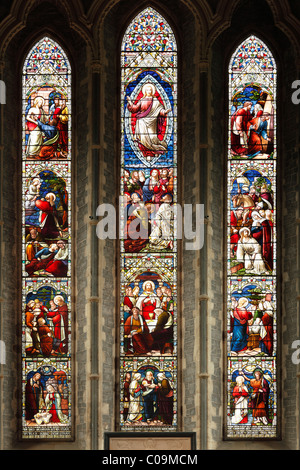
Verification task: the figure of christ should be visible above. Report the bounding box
[127,83,171,161]
[135,281,161,321]
[247,112,272,157]
[141,370,159,424]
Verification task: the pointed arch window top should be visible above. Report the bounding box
[24,37,71,75]
[121,7,177,52]
[230,35,276,75]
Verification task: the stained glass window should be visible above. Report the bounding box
[22,37,72,439]
[226,36,278,438]
[120,8,178,430]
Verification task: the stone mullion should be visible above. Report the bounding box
[198,64,209,450]
[0,60,4,450]
[89,60,101,450]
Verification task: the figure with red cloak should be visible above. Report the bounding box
[124,307,153,355]
[127,82,171,161]
[44,374,69,424]
[231,375,249,424]
[135,280,161,321]
[231,101,252,155]
[35,192,62,239]
[250,210,273,270]
[47,304,66,354]
[53,295,69,353]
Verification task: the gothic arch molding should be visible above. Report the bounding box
[0,0,95,64]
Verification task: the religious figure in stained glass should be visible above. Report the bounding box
[22,37,72,440]
[126,81,172,161]
[23,37,71,161]
[226,36,278,439]
[120,8,177,430]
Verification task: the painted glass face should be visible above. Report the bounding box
[227,36,278,438]
[120,8,178,430]
[22,37,72,439]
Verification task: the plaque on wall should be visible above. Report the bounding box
[104,432,196,451]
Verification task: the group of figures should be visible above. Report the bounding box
[25,93,69,160]
[123,167,174,253]
[230,364,274,427]
[229,285,274,357]
[229,166,274,276]
[123,280,174,356]
[25,364,69,427]
[120,8,178,430]
[25,293,69,357]
[23,168,70,278]
[227,36,278,438]
[123,369,174,427]
[230,97,274,159]
[22,38,72,438]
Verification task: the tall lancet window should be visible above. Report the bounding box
[120,7,178,430]
[226,36,278,438]
[22,37,72,439]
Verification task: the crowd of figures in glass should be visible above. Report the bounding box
[227,36,277,438]
[120,8,177,430]
[22,38,72,439]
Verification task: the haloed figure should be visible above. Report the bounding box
[127,83,171,161]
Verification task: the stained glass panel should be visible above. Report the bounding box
[120,8,177,430]
[226,36,278,438]
[21,37,72,439]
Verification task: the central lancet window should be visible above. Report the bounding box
[119,7,178,429]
